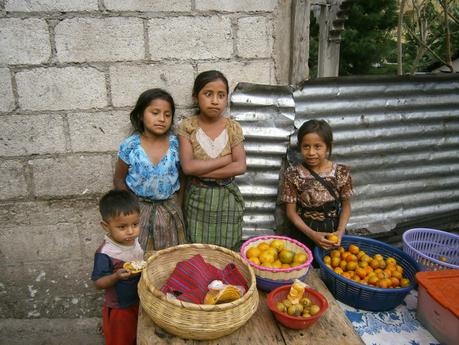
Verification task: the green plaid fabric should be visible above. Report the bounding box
[184,181,244,250]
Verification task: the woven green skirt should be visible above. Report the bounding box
[184,181,244,250]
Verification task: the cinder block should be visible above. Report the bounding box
[55,18,144,63]
[0,18,50,65]
[196,0,278,12]
[0,199,100,227]
[148,16,233,59]
[0,223,82,262]
[198,60,275,91]
[237,16,273,58]
[0,160,28,200]
[0,114,66,156]
[68,111,131,152]
[5,0,98,12]
[80,222,106,260]
[0,260,101,318]
[16,67,107,111]
[0,68,14,112]
[104,0,191,11]
[32,154,113,197]
[110,63,195,107]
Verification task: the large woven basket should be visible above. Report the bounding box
[138,243,259,340]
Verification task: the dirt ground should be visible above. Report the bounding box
[0,318,104,345]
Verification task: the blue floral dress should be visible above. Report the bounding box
[118,133,186,252]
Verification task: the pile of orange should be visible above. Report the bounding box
[246,239,308,269]
[323,244,411,288]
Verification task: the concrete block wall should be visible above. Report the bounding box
[0,0,291,318]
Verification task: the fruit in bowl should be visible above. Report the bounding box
[267,282,328,329]
[246,239,308,269]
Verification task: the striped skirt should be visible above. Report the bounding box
[138,194,187,256]
[184,181,244,250]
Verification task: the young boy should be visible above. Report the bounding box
[91,189,144,345]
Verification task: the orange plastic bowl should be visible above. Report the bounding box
[267,285,329,329]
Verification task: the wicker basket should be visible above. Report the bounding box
[138,243,259,340]
[240,235,313,291]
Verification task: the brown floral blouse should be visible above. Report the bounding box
[281,163,353,209]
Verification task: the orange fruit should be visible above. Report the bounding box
[270,239,285,252]
[348,244,360,255]
[272,260,282,269]
[326,234,339,244]
[257,242,270,252]
[249,257,260,265]
[323,255,331,265]
[330,249,341,258]
[279,249,295,264]
[346,261,357,271]
[400,278,410,287]
[386,257,397,265]
[259,251,275,264]
[339,260,348,271]
[265,247,278,260]
[368,275,379,286]
[293,252,308,264]
[334,267,344,275]
[345,254,358,263]
[246,247,261,258]
[331,257,341,268]
[341,251,351,260]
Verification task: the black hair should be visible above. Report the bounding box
[192,70,229,98]
[129,88,175,133]
[99,189,140,221]
[297,119,333,157]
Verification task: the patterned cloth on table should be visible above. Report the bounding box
[161,254,248,304]
[339,289,440,345]
[138,194,187,252]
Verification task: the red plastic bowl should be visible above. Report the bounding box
[267,285,329,329]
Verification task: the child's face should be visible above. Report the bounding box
[300,132,329,168]
[101,212,140,246]
[142,98,173,136]
[196,79,228,119]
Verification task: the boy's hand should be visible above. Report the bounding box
[116,268,131,280]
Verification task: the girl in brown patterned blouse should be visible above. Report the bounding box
[280,119,353,251]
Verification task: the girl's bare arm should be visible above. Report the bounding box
[200,143,246,179]
[113,158,129,190]
[178,135,232,176]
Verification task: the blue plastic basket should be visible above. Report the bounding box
[403,228,459,271]
[314,235,420,311]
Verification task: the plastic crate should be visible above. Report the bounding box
[403,228,459,271]
[314,235,420,311]
[416,269,459,345]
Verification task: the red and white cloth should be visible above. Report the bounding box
[160,254,248,304]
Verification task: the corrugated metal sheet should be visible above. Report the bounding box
[231,74,459,236]
[231,83,295,237]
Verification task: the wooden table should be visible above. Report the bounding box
[137,269,364,345]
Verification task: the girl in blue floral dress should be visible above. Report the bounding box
[114,89,187,255]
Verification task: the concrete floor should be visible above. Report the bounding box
[0,318,104,345]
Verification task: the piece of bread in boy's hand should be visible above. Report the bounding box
[123,260,147,275]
